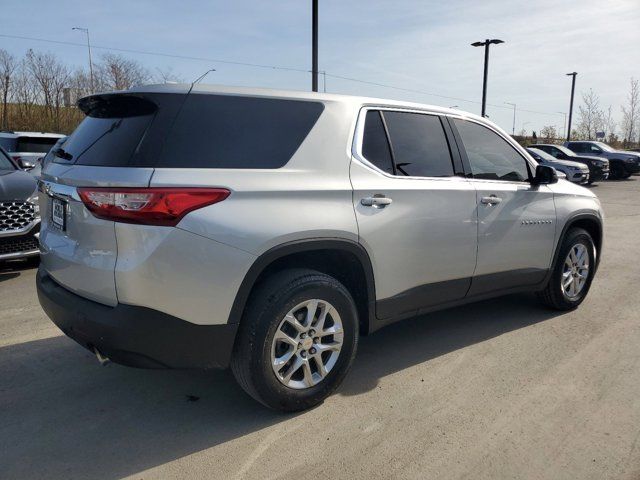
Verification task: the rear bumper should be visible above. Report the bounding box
[37,267,238,369]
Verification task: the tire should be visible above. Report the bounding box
[622,172,632,179]
[610,163,625,180]
[537,228,596,310]
[231,268,358,412]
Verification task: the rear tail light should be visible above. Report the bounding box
[77,187,230,226]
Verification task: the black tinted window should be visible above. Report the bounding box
[454,119,530,182]
[59,115,153,166]
[362,110,394,174]
[16,137,59,153]
[59,95,157,166]
[382,111,454,177]
[157,95,324,168]
[569,143,586,153]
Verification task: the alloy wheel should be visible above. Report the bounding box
[270,299,344,389]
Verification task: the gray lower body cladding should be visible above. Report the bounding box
[36,267,238,369]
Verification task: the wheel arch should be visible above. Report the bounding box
[554,213,603,273]
[228,239,377,335]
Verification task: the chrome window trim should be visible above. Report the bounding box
[446,115,538,185]
[351,105,465,182]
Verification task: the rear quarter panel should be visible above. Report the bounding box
[149,100,359,255]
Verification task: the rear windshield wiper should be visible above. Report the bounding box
[53,147,73,161]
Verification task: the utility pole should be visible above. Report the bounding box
[311,0,318,92]
[566,72,577,141]
[73,27,94,93]
[505,102,516,135]
[471,39,504,117]
[557,111,567,139]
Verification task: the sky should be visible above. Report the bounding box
[1,0,639,136]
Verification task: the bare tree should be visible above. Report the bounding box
[155,66,184,84]
[0,49,18,130]
[25,50,70,131]
[577,89,603,140]
[11,60,40,129]
[601,105,616,139]
[96,53,151,90]
[540,125,558,141]
[621,78,639,144]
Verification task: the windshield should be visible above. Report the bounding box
[0,137,17,152]
[556,145,577,157]
[528,148,555,162]
[593,141,614,152]
[0,147,16,170]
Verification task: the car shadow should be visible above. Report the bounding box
[0,293,562,479]
[340,293,560,395]
[0,271,20,282]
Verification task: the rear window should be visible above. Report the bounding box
[56,95,156,167]
[16,137,59,153]
[156,94,324,169]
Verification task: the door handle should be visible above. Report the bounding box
[480,195,502,205]
[361,195,393,208]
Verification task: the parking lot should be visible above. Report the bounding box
[1,179,639,480]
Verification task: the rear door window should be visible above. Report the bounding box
[361,110,394,175]
[381,111,454,177]
[157,94,324,168]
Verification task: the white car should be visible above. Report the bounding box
[0,131,65,170]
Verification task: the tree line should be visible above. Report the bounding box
[0,47,638,148]
[0,48,181,134]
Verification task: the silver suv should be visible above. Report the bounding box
[37,85,604,411]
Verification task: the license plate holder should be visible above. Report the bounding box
[52,197,66,231]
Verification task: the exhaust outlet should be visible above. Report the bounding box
[93,347,111,366]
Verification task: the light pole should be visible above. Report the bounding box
[72,27,94,93]
[311,0,318,92]
[504,102,516,135]
[471,38,504,117]
[557,111,567,139]
[566,72,577,141]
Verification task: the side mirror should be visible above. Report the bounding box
[533,164,558,185]
[17,158,36,170]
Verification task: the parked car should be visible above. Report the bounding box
[563,141,640,179]
[526,148,589,184]
[529,144,609,183]
[37,85,604,411]
[0,131,65,171]
[0,145,40,262]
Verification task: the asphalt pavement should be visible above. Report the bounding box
[1,179,639,480]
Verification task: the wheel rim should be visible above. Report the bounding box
[270,299,344,390]
[561,243,590,299]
